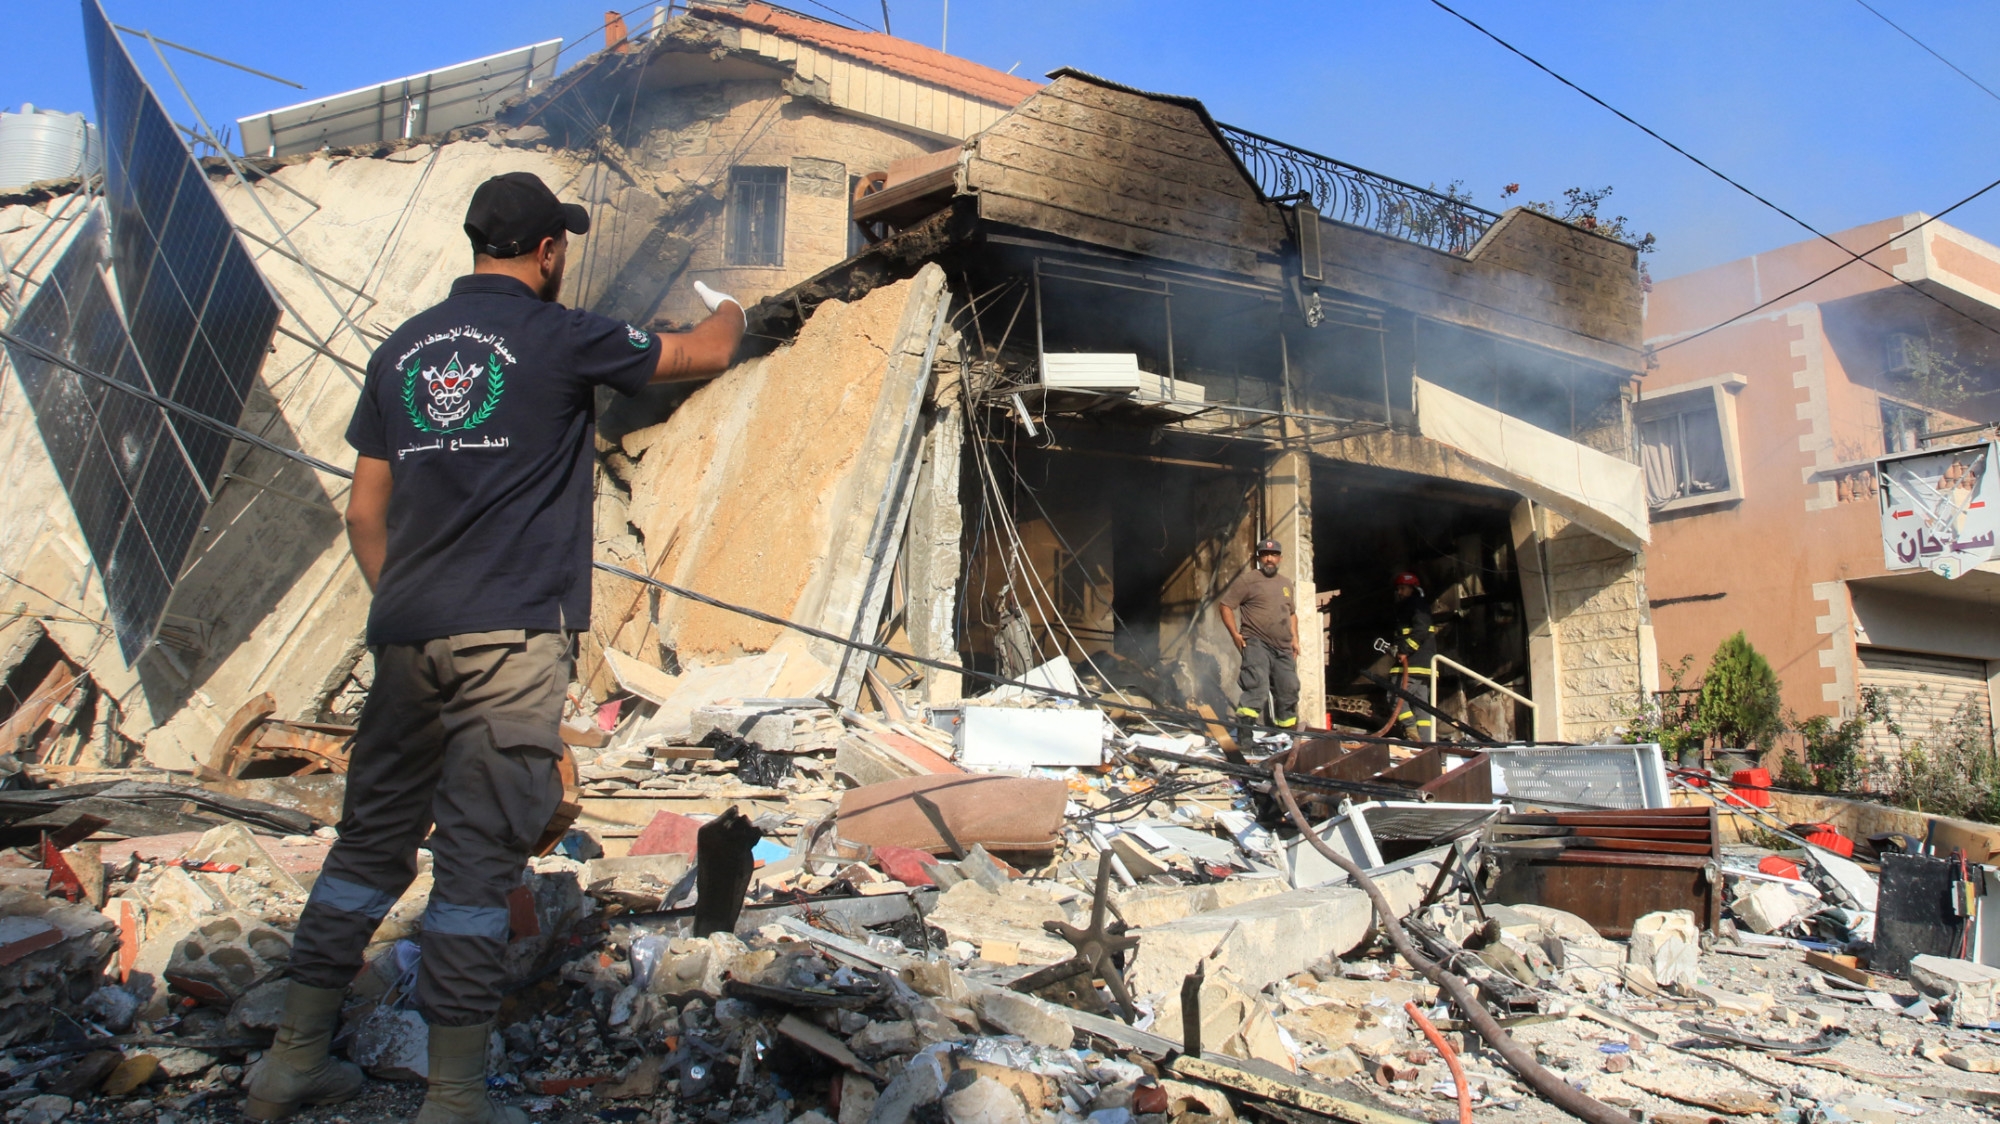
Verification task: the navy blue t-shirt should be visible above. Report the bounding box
[345,274,657,645]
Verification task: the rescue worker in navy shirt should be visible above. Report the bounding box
[1219,539,1301,733]
[1389,570,1438,741]
[245,172,746,1124]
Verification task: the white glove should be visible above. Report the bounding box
[693,280,743,320]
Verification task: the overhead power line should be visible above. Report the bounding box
[1656,174,2000,352]
[1853,0,2000,106]
[1423,0,2000,348]
[0,323,1463,756]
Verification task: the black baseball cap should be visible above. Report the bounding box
[1256,539,1282,555]
[464,172,590,258]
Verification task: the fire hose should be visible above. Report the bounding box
[1371,655,1409,739]
[1269,757,1630,1124]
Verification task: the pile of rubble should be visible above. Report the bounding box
[8,677,2000,1124]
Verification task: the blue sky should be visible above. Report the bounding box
[11,0,2000,280]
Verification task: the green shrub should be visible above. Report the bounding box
[1694,632,1783,752]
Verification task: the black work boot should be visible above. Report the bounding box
[242,982,365,1120]
[414,1022,526,1124]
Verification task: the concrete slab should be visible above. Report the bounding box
[1125,862,1437,999]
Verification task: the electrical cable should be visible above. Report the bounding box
[1853,1,2000,106]
[1651,176,2000,353]
[0,322,1478,756]
[1424,0,2000,350]
[788,0,882,32]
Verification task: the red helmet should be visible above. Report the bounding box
[1393,571,1421,587]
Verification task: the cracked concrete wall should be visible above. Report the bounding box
[584,77,946,329]
[2,71,962,770]
[594,265,948,698]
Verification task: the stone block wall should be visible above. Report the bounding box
[1543,511,1649,741]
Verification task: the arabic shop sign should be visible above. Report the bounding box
[1879,440,1999,580]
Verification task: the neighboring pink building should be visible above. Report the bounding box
[1644,216,2000,757]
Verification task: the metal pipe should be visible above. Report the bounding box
[1434,654,1535,710]
[1269,759,1632,1124]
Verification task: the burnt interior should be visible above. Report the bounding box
[1310,462,1530,738]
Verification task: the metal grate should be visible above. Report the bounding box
[0,1,279,664]
[727,166,786,267]
[1217,123,1499,256]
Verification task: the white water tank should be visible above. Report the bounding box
[0,104,103,193]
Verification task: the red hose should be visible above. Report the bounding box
[1406,999,1472,1124]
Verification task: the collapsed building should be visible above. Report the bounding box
[27,9,2000,1124]
[0,2,1648,771]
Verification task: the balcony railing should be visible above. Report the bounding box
[1217,124,1499,256]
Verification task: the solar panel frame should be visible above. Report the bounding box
[0,0,281,664]
[236,38,562,157]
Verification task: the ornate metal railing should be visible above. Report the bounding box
[1217,124,1500,256]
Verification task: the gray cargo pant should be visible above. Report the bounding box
[1235,636,1300,727]
[289,629,568,1026]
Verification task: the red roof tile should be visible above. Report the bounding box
[693,2,1041,108]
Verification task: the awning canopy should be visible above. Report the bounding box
[1415,377,1650,551]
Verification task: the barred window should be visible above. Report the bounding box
[727,167,786,267]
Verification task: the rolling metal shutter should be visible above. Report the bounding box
[1856,647,1992,763]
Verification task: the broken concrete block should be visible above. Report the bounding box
[149,1046,217,1077]
[139,867,226,943]
[349,1005,431,1081]
[630,811,702,858]
[923,881,1072,965]
[11,1095,70,1124]
[1690,986,1774,1018]
[955,846,1014,893]
[972,990,1072,1049]
[848,1019,919,1058]
[0,890,118,1049]
[903,960,970,1004]
[941,1075,1031,1124]
[1125,864,1434,999]
[582,853,692,910]
[1159,1078,1237,1119]
[1280,1002,1361,1050]
[1910,955,2000,1026]
[180,823,304,896]
[1151,965,1290,1068]
[1109,834,1170,880]
[837,1070,879,1124]
[227,977,290,1032]
[1301,1048,1364,1082]
[648,932,751,999]
[1628,909,1700,988]
[1111,878,1288,929]
[163,912,292,1005]
[954,1060,1050,1110]
[1732,881,1807,935]
[1945,1049,2000,1073]
[869,1046,949,1124]
[690,704,831,751]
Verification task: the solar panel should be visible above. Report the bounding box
[0,0,279,664]
[236,39,561,158]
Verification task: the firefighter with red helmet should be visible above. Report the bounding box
[1389,570,1437,740]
